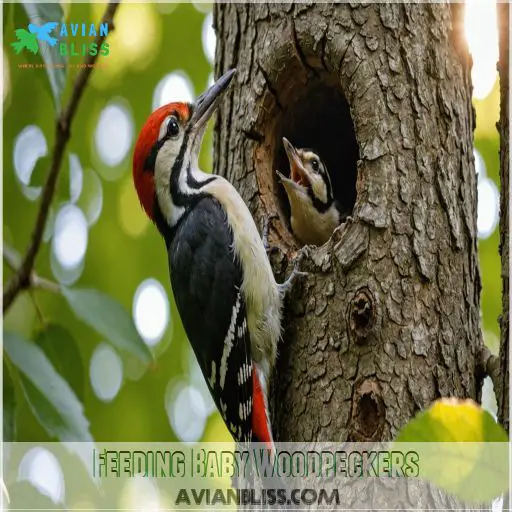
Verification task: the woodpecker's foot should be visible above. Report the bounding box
[278,254,307,296]
[262,214,278,252]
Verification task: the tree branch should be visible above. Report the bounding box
[478,345,502,402]
[4,243,61,295]
[2,1,120,314]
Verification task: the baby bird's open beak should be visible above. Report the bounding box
[276,169,298,195]
[282,137,310,189]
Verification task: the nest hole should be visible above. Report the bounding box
[349,379,385,441]
[357,393,380,433]
[272,80,359,243]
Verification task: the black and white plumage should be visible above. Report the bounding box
[133,70,299,446]
[169,197,253,442]
[277,138,344,246]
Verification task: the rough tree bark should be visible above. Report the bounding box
[213,3,483,443]
[498,1,509,435]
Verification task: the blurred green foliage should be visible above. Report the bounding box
[2,2,503,444]
[3,1,231,444]
[474,80,502,355]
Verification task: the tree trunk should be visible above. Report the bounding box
[498,1,509,435]
[213,3,482,443]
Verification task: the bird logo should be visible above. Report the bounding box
[11,22,59,55]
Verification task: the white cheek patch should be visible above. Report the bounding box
[311,175,328,203]
[154,139,185,226]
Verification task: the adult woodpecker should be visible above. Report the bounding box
[277,138,344,246]
[133,69,298,446]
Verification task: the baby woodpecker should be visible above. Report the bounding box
[276,138,344,246]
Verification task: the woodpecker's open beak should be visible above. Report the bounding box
[282,137,310,189]
[190,69,236,135]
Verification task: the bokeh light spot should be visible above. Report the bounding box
[18,448,65,504]
[165,381,207,442]
[474,149,486,178]
[153,71,194,111]
[465,1,498,100]
[13,125,47,200]
[202,13,216,64]
[478,177,499,240]
[207,72,214,89]
[115,4,161,68]
[492,496,504,512]
[77,169,103,226]
[482,376,498,416]
[133,279,170,346]
[120,476,162,511]
[90,343,123,402]
[51,251,84,286]
[52,204,88,269]
[95,102,134,170]
[69,153,84,203]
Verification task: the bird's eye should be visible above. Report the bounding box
[167,116,180,138]
[311,158,320,172]
[158,115,180,142]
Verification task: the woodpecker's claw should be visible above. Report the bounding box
[279,254,307,296]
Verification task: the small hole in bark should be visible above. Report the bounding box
[272,79,358,245]
[358,394,379,432]
[349,378,385,441]
[348,288,376,344]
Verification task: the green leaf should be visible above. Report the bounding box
[62,287,153,364]
[22,2,67,110]
[395,398,508,443]
[35,324,84,401]
[3,331,92,441]
[3,360,17,442]
[394,398,509,504]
